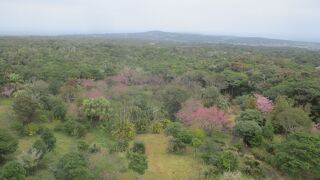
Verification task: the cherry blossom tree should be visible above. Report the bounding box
[176,99,231,131]
[255,94,273,113]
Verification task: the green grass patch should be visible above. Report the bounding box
[119,134,204,180]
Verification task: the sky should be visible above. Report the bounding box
[0,0,319,42]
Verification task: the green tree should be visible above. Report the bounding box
[275,108,311,134]
[161,86,189,119]
[81,98,112,123]
[39,129,56,151]
[13,96,40,125]
[0,130,18,159]
[55,152,92,180]
[237,109,264,126]
[274,133,320,178]
[0,161,26,180]
[201,86,221,107]
[233,121,262,147]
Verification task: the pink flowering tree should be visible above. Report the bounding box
[255,94,273,113]
[176,99,231,131]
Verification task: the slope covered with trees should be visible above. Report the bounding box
[0,37,319,179]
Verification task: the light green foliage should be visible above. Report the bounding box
[112,121,136,141]
[274,133,320,178]
[81,98,111,122]
[215,151,239,173]
[151,121,163,133]
[275,108,311,134]
[0,161,26,180]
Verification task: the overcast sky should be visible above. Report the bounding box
[0,0,319,42]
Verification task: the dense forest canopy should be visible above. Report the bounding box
[0,36,319,179]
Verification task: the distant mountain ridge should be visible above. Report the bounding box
[98,31,320,49]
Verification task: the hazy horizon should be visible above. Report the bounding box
[1,0,319,42]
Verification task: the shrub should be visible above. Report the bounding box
[274,133,320,178]
[55,152,92,180]
[31,139,47,159]
[77,141,89,151]
[168,138,187,154]
[0,130,18,158]
[111,121,136,141]
[215,151,239,173]
[241,155,264,177]
[128,152,148,175]
[88,143,100,153]
[109,140,129,153]
[19,148,43,175]
[151,121,163,134]
[131,142,146,154]
[63,120,87,138]
[39,129,56,151]
[0,161,26,180]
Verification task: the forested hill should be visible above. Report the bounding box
[87,31,320,49]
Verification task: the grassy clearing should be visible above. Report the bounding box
[119,134,204,180]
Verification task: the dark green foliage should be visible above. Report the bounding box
[0,161,26,180]
[161,86,189,119]
[42,96,67,120]
[55,152,92,180]
[265,80,320,105]
[63,120,87,138]
[233,121,262,147]
[131,142,146,154]
[168,138,187,154]
[165,122,192,144]
[77,141,89,151]
[31,139,47,159]
[12,96,40,125]
[128,152,148,175]
[39,128,56,151]
[310,97,320,123]
[262,120,274,140]
[0,130,18,158]
[274,133,320,178]
[237,109,264,126]
[88,143,100,153]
